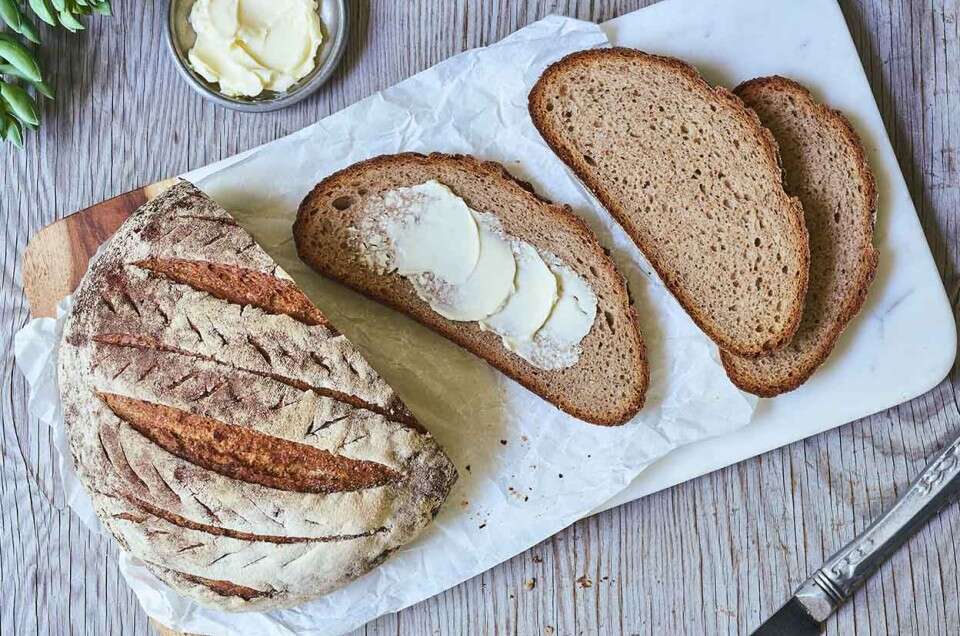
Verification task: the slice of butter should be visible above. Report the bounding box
[507,257,598,370]
[538,260,598,348]
[412,215,516,321]
[381,181,480,285]
[354,182,598,370]
[481,241,557,341]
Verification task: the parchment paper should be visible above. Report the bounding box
[14,16,756,636]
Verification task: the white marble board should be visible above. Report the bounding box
[181,0,956,512]
[597,0,956,511]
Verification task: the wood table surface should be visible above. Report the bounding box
[2,1,958,634]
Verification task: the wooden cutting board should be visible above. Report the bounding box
[20,178,193,636]
[21,179,177,318]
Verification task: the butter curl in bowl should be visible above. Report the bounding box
[166,0,349,112]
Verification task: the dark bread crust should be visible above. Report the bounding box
[294,152,648,426]
[720,76,879,396]
[528,48,810,358]
[163,569,271,602]
[97,392,403,494]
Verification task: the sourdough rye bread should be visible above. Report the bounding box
[529,48,810,357]
[293,153,647,426]
[58,181,457,612]
[720,77,879,396]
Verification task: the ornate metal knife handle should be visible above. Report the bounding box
[794,431,960,622]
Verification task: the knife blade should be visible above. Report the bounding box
[751,597,821,635]
[751,428,960,635]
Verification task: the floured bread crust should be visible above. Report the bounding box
[58,181,457,611]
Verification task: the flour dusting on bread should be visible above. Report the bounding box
[58,181,457,611]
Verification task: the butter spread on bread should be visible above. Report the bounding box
[58,181,457,611]
[294,153,647,426]
[354,180,597,370]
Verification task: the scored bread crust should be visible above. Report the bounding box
[58,182,457,611]
[294,152,648,426]
[719,76,879,396]
[529,48,810,358]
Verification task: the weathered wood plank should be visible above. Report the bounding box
[0,1,957,635]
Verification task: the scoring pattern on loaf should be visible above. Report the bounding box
[58,181,457,611]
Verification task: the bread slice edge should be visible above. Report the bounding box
[528,47,811,358]
[294,152,649,426]
[719,75,879,397]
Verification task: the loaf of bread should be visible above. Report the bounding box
[529,48,810,357]
[293,152,648,426]
[720,77,878,395]
[58,181,457,611]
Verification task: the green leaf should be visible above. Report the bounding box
[1,81,39,126]
[57,8,84,31]
[5,116,23,148]
[0,0,23,32]
[33,78,53,99]
[28,0,57,26]
[0,63,54,98]
[0,33,42,82]
[18,17,42,44]
[0,62,29,81]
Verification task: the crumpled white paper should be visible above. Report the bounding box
[14,16,756,636]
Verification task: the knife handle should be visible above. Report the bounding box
[795,430,960,621]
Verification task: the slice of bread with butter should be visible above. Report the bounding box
[294,153,648,425]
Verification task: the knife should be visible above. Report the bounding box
[753,428,960,635]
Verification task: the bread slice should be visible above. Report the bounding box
[529,48,810,357]
[294,153,648,426]
[720,77,878,396]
